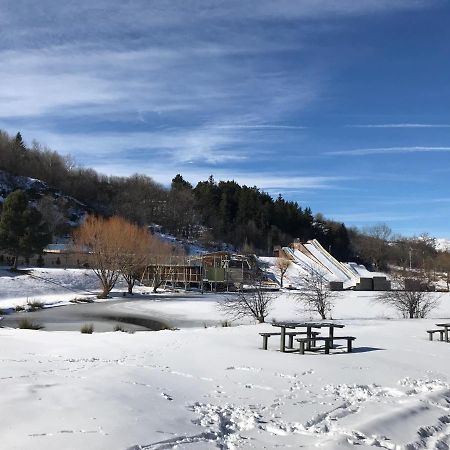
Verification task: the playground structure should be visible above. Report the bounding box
[140,252,255,291]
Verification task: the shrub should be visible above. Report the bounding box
[70,297,94,304]
[15,305,26,312]
[113,324,126,332]
[18,318,44,330]
[27,300,45,311]
[221,320,231,327]
[80,323,94,334]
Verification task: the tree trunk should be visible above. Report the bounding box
[12,254,18,270]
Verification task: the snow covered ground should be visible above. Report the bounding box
[1,268,450,449]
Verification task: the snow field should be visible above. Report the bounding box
[2,318,450,449]
[1,268,450,449]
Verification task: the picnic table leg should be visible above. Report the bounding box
[306,326,312,350]
[445,327,449,343]
[262,335,268,350]
[288,334,294,349]
[299,341,305,355]
[329,326,334,348]
[324,340,330,354]
[280,326,286,352]
[347,338,353,353]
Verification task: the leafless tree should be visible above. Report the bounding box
[73,215,131,298]
[376,272,440,318]
[219,271,274,323]
[436,251,450,291]
[146,240,184,293]
[296,267,337,319]
[276,257,291,288]
[354,223,392,270]
[117,223,154,295]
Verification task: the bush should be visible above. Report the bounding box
[80,323,94,334]
[69,297,94,304]
[27,300,45,311]
[113,324,126,332]
[15,305,26,312]
[18,318,44,330]
[221,320,231,327]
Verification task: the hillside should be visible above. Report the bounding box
[0,169,89,235]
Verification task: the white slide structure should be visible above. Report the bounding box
[282,240,361,288]
[262,240,386,289]
[304,240,356,281]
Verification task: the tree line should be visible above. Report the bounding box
[0,130,354,259]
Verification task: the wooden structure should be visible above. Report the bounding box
[140,252,254,291]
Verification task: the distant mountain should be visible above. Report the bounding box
[436,238,450,252]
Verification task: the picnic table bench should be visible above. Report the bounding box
[259,331,320,350]
[296,336,356,354]
[426,329,446,341]
[270,321,346,352]
[429,323,450,342]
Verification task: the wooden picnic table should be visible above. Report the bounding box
[272,321,345,352]
[435,323,450,342]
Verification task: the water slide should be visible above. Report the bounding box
[304,239,357,281]
[283,246,339,281]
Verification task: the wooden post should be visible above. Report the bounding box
[325,340,330,354]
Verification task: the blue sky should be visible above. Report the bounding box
[1,0,450,237]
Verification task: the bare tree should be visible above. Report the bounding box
[73,215,130,298]
[436,251,450,291]
[296,267,337,320]
[376,272,440,318]
[118,223,154,295]
[276,257,291,288]
[146,239,184,293]
[219,271,274,323]
[355,223,392,270]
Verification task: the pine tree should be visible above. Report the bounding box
[0,190,52,269]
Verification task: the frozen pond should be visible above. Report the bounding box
[0,298,175,332]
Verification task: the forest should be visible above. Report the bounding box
[0,129,447,274]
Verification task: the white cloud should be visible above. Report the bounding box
[348,123,450,128]
[326,146,450,156]
[327,211,421,222]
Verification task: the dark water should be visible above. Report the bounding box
[0,299,172,332]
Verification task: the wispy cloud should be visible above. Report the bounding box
[327,146,450,156]
[328,212,421,222]
[348,123,450,128]
[90,160,351,191]
[208,124,306,130]
[22,128,255,165]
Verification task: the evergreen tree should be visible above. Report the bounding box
[0,190,52,269]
